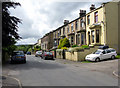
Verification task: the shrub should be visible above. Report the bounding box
[58,39,64,49]
[58,45,61,49]
[61,47,68,50]
[58,38,70,49]
[81,45,89,49]
[72,45,79,48]
[28,48,32,52]
[62,38,70,47]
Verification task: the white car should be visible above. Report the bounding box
[35,51,42,57]
[85,48,117,62]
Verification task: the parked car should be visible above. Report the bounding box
[85,48,117,62]
[41,52,54,60]
[26,52,31,55]
[11,51,26,63]
[35,51,42,57]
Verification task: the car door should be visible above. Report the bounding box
[101,50,107,60]
[106,49,112,59]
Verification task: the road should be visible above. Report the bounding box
[3,55,118,86]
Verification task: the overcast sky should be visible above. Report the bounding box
[9,0,112,45]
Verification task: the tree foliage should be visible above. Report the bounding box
[2,2,21,47]
[58,39,63,49]
[2,2,21,63]
[58,38,70,49]
[33,45,41,52]
[15,45,33,53]
[62,38,70,47]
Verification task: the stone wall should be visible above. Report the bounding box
[65,46,99,61]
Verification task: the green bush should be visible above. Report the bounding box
[58,39,64,49]
[62,38,70,47]
[28,48,32,52]
[116,55,120,59]
[58,38,70,49]
[61,47,68,50]
[81,45,89,49]
[72,45,79,48]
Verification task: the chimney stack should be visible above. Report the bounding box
[90,4,96,11]
[79,10,86,17]
[64,20,69,25]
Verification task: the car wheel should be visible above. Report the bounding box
[111,55,115,59]
[95,57,100,62]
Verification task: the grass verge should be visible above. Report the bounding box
[116,55,120,59]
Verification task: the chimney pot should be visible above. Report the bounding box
[90,4,96,11]
[79,10,86,17]
[64,20,69,25]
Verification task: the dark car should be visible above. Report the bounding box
[11,51,26,63]
[35,51,42,57]
[41,52,54,60]
[26,52,31,55]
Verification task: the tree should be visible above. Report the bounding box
[34,45,41,52]
[2,2,21,63]
[58,39,63,49]
[62,38,70,47]
[58,38,70,49]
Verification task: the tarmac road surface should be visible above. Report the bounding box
[2,55,118,86]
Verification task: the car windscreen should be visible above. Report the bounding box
[93,50,101,54]
[49,53,53,55]
[46,52,49,54]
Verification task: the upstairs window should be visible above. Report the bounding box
[95,11,98,23]
[71,23,74,32]
[63,27,65,34]
[55,32,56,38]
[58,32,59,37]
[59,29,61,35]
[75,20,78,30]
[67,25,69,33]
[87,15,90,25]
[80,18,84,27]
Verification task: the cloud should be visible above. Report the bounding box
[9,0,112,45]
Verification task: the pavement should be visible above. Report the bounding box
[54,58,119,78]
[2,61,22,88]
[1,75,21,87]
